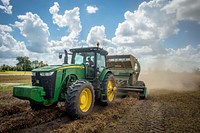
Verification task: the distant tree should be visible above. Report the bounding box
[0,57,47,71]
[32,60,47,69]
[5,65,10,71]
[16,65,23,71]
[1,64,6,71]
[16,56,32,71]
[38,61,46,67]
[32,60,39,69]
[9,66,14,71]
[12,66,17,71]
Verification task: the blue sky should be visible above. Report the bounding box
[0,0,200,71]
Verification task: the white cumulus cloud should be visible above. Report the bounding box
[112,0,178,48]
[0,24,13,32]
[163,0,200,23]
[49,2,82,38]
[15,12,50,53]
[86,25,113,47]
[49,2,82,52]
[86,5,98,14]
[163,45,200,72]
[0,0,12,14]
[0,24,29,60]
[49,36,75,53]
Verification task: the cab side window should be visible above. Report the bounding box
[97,53,105,72]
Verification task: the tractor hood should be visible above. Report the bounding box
[32,65,61,72]
[32,64,85,72]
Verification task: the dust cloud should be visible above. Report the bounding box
[139,71,200,91]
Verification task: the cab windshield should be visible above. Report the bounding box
[73,52,95,65]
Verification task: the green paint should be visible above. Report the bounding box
[99,69,111,82]
[13,86,45,102]
[13,64,85,105]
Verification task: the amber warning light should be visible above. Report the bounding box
[96,42,100,47]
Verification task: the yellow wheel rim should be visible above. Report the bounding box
[107,79,117,102]
[79,88,92,112]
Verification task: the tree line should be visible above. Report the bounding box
[0,56,48,71]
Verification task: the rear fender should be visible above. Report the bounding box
[99,69,112,82]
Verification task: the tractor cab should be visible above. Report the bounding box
[69,47,108,81]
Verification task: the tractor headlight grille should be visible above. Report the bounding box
[39,72,54,76]
[32,71,56,99]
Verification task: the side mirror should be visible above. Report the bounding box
[59,53,62,59]
[59,50,69,64]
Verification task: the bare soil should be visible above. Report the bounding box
[0,72,199,133]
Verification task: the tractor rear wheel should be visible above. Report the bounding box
[101,73,117,106]
[66,80,95,119]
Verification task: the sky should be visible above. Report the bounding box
[0,0,200,72]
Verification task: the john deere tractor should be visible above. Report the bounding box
[13,46,147,119]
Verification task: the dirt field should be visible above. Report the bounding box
[0,72,200,133]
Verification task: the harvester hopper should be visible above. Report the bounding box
[106,55,147,99]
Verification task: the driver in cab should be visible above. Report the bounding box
[87,57,94,67]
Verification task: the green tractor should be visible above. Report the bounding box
[13,46,117,118]
[13,46,147,119]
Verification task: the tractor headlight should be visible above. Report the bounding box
[32,72,36,76]
[40,72,54,76]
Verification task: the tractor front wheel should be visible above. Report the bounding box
[66,80,95,119]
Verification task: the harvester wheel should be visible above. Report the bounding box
[135,81,147,100]
[135,81,145,86]
[66,80,95,119]
[101,73,117,106]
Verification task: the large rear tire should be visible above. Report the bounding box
[66,80,95,119]
[101,73,117,106]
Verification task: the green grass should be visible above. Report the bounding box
[0,82,31,92]
[0,86,14,92]
[0,71,32,75]
[0,75,31,92]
